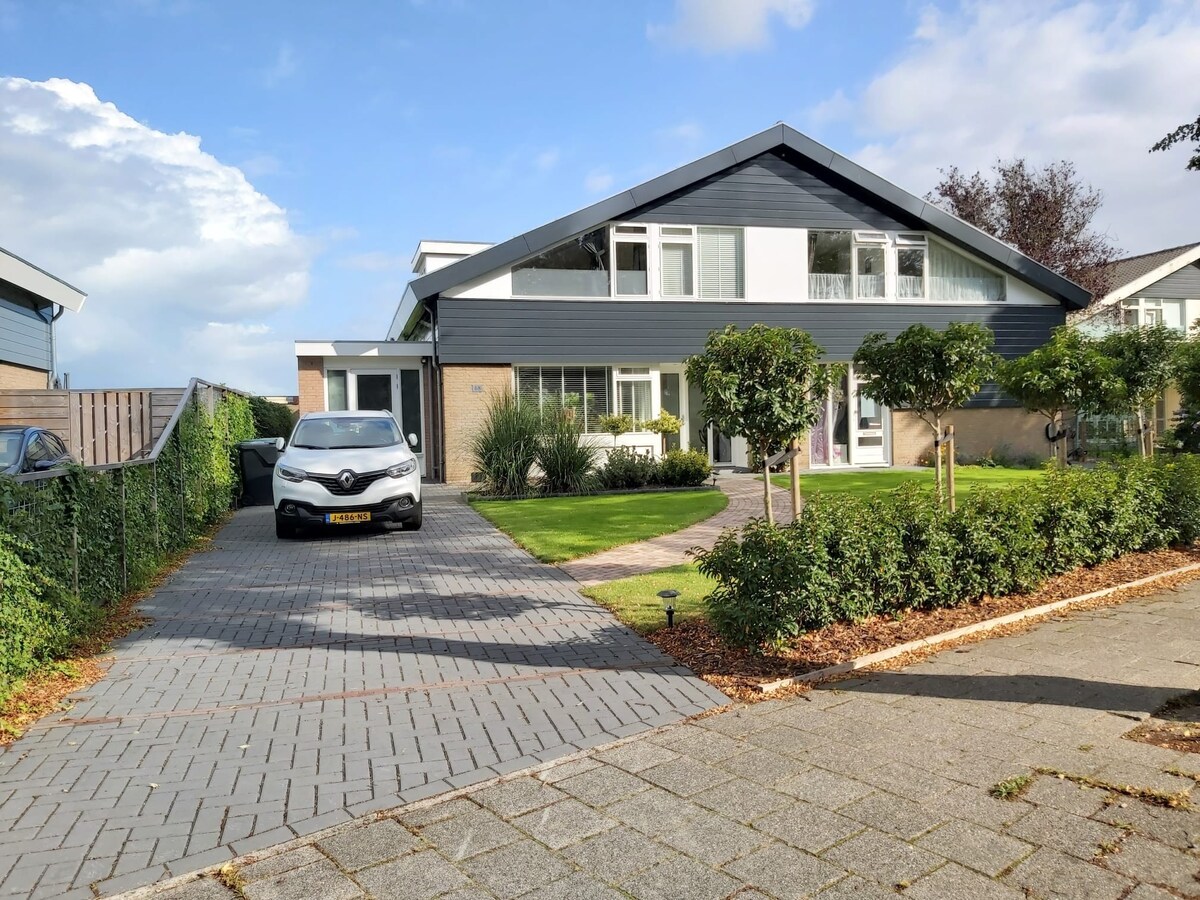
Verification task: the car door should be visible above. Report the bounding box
[21,432,51,473]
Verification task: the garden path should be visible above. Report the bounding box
[560,473,795,586]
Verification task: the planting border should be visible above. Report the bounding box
[756,560,1200,693]
[462,484,720,502]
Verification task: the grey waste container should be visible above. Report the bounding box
[238,439,282,507]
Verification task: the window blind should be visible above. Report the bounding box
[661,243,693,297]
[514,366,611,432]
[698,227,744,299]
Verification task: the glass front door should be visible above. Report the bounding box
[810,366,887,467]
[853,375,887,465]
[354,373,392,412]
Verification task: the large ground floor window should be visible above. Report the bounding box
[515,365,612,432]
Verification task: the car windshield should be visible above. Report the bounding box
[0,432,22,468]
[290,417,402,450]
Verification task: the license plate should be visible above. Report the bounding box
[325,511,371,524]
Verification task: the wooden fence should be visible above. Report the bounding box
[0,386,189,466]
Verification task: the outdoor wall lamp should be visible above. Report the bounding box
[658,589,679,628]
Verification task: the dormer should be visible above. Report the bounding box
[411,241,493,276]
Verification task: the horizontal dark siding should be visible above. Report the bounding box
[0,285,51,371]
[626,150,915,231]
[1136,262,1200,300]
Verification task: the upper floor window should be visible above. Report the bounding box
[808,231,853,299]
[661,227,695,298]
[614,225,648,296]
[698,227,744,299]
[896,233,927,299]
[855,232,887,300]
[512,228,609,297]
[928,242,1005,302]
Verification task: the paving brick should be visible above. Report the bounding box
[316,819,421,871]
[242,859,362,900]
[553,765,649,806]
[1005,806,1126,861]
[776,767,875,810]
[725,843,846,898]
[470,778,567,818]
[511,798,616,849]
[658,814,768,865]
[619,853,743,900]
[1001,847,1133,899]
[839,791,946,840]
[593,741,680,773]
[459,840,574,899]
[904,862,1024,900]
[1100,834,1200,895]
[821,829,944,885]
[753,801,864,854]
[562,825,675,882]
[354,850,469,900]
[915,819,1034,877]
[605,788,708,837]
[418,804,522,861]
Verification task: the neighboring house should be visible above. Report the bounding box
[0,245,87,389]
[1082,242,1200,439]
[297,125,1089,483]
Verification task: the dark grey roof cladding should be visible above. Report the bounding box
[407,124,1091,310]
[1101,243,1200,294]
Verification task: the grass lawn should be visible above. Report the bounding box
[581,563,716,634]
[769,465,1044,500]
[470,490,729,564]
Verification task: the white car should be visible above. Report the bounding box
[272,410,422,539]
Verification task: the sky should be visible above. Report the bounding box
[0,0,1197,394]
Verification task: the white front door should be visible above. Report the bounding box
[851,373,887,465]
[345,369,425,477]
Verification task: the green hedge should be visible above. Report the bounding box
[696,457,1200,651]
[0,393,253,702]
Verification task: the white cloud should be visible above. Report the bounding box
[584,169,615,193]
[826,1,1200,254]
[0,77,311,392]
[263,42,298,87]
[658,121,704,143]
[534,147,560,171]
[648,0,815,53]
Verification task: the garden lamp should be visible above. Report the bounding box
[658,589,679,628]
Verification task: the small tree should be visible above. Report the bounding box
[685,324,828,523]
[997,327,1117,466]
[598,413,633,449]
[1099,323,1182,457]
[1151,114,1200,172]
[642,411,683,455]
[853,322,999,505]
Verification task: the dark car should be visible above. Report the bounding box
[0,426,74,476]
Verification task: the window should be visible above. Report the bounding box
[928,242,1005,302]
[1123,307,1138,327]
[512,228,609,296]
[1144,308,1161,326]
[516,366,611,432]
[808,231,852,299]
[615,367,653,423]
[698,227,744,299]
[327,370,348,411]
[896,234,927,299]
[855,246,886,299]
[615,226,648,295]
[661,227,695,297]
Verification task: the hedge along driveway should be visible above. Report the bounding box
[470,489,729,563]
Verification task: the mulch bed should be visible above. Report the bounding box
[648,547,1200,704]
[1126,691,1200,755]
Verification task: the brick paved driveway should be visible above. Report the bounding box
[140,580,1200,900]
[0,487,726,898]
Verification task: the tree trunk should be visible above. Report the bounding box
[1054,411,1066,468]
[789,437,801,521]
[945,425,956,512]
[1137,408,1148,458]
[761,446,775,524]
[933,416,944,507]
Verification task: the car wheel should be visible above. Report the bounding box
[275,516,296,539]
[404,501,422,531]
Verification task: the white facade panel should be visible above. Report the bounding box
[744,226,807,302]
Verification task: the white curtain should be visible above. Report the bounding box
[809,273,852,299]
[929,243,1005,302]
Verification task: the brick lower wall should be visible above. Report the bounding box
[0,361,48,389]
[297,357,324,416]
[442,364,514,483]
[892,407,1052,465]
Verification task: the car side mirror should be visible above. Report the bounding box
[407,433,419,448]
[275,437,286,451]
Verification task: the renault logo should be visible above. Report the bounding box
[337,470,357,490]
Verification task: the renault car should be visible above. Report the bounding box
[272,410,422,538]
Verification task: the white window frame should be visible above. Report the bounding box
[612,224,649,298]
[697,226,745,300]
[895,233,928,301]
[658,225,697,299]
[614,366,655,427]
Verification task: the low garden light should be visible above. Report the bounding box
[658,589,679,628]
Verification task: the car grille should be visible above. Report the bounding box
[308,469,389,496]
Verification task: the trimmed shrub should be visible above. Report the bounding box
[696,457,1200,652]
[597,447,659,490]
[470,392,542,496]
[536,414,600,495]
[658,449,712,487]
[250,395,297,439]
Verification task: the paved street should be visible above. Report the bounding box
[142,580,1200,900]
[0,487,725,899]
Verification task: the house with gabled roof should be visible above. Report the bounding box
[296,125,1091,482]
[1,245,87,389]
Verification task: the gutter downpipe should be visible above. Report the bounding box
[428,303,446,483]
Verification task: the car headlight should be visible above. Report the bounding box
[387,459,418,478]
[277,464,307,483]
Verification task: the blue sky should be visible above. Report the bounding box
[0,0,1197,392]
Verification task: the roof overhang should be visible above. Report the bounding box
[1098,243,1200,306]
[403,123,1092,311]
[0,246,87,312]
[294,340,433,359]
